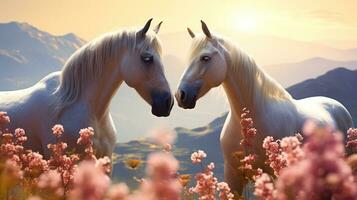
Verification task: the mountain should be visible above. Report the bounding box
[0,22,85,90]
[112,68,357,185]
[287,67,357,125]
[266,57,357,87]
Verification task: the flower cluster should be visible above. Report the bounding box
[239,108,257,149]
[1,110,357,200]
[0,112,110,199]
[189,150,234,200]
[255,125,357,200]
[191,150,207,164]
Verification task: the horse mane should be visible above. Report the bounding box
[190,35,291,104]
[53,29,161,116]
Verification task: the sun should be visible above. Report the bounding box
[232,14,258,32]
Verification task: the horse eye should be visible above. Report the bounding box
[141,54,154,63]
[200,55,211,62]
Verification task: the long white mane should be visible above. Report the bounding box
[190,35,291,106]
[53,30,161,116]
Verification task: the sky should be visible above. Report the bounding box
[1,0,357,44]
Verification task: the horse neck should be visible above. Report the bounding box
[81,53,124,119]
[221,46,291,120]
[222,70,255,118]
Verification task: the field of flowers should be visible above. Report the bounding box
[0,110,356,200]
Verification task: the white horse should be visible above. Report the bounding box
[176,21,354,193]
[0,19,174,159]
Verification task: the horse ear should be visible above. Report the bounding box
[200,20,212,38]
[153,21,163,34]
[187,27,195,38]
[137,18,153,38]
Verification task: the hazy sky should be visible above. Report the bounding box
[1,0,357,42]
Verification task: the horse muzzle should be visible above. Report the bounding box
[151,91,174,117]
[175,84,200,109]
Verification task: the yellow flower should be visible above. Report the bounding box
[178,174,191,187]
[125,159,142,170]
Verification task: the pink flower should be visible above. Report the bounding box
[262,136,287,176]
[77,127,95,146]
[0,111,10,125]
[240,154,256,170]
[217,182,234,200]
[142,152,181,200]
[149,128,177,146]
[52,124,64,138]
[37,170,64,196]
[14,128,27,145]
[95,156,112,175]
[254,173,275,200]
[22,151,49,178]
[240,108,257,148]
[146,152,179,180]
[163,143,172,152]
[107,183,129,200]
[275,126,357,200]
[189,162,218,200]
[191,150,207,164]
[280,136,304,165]
[347,128,357,153]
[77,127,96,160]
[70,161,110,200]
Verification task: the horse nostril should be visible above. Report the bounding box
[180,90,186,102]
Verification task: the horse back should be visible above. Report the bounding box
[296,96,353,135]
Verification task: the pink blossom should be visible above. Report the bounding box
[143,152,181,200]
[217,182,234,200]
[52,124,64,138]
[191,150,207,164]
[37,170,64,196]
[77,127,96,160]
[280,136,304,165]
[107,183,129,200]
[347,128,357,153]
[163,143,172,152]
[254,173,275,200]
[262,136,287,176]
[77,127,95,146]
[22,151,49,178]
[240,154,256,170]
[189,162,218,200]
[275,126,357,200]
[95,156,112,175]
[146,152,179,180]
[70,161,110,200]
[0,111,10,125]
[149,128,177,146]
[240,108,257,148]
[14,128,27,145]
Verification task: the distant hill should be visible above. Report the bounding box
[266,57,357,86]
[287,67,357,125]
[113,68,357,186]
[0,22,85,90]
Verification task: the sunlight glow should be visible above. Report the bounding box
[234,15,258,32]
